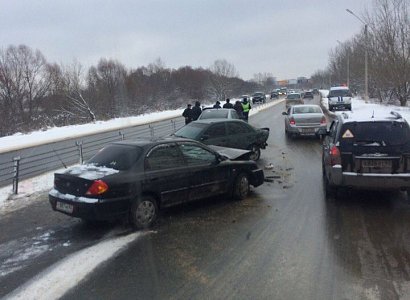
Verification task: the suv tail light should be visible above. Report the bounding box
[289,117,296,125]
[86,180,108,195]
[320,116,327,125]
[330,145,341,166]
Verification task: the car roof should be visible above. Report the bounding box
[202,108,236,112]
[330,86,349,91]
[110,137,199,147]
[292,104,320,108]
[336,110,407,124]
[192,118,244,125]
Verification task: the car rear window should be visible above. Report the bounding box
[200,110,229,119]
[174,122,207,139]
[287,94,301,100]
[339,121,410,147]
[293,106,322,114]
[87,144,142,170]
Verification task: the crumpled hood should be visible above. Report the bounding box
[209,145,251,160]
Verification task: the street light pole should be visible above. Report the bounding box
[346,8,369,101]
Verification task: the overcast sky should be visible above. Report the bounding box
[0,0,372,80]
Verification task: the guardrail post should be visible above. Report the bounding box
[171,120,176,133]
[119,131,125,140]
[149,125,154,139]
[76,141,83,164]
[12,156,21,194]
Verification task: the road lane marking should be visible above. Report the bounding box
[4,231,143,300]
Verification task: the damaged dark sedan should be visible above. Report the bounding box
[49,138,264,229]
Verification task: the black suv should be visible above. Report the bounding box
[252,92,266,104]
[322,111,410,197]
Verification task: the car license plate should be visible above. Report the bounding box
[301,128,315,134]
[362,160,392,168]
[56,201,74,214]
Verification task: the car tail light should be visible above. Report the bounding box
[86,180,108,195]
[320,116,327,125]
[330,145,341,166]
[289,117,296,125]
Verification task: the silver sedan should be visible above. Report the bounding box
[282,104,327,139]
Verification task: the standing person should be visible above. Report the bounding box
[241,98,251,122]
[233,100,244,119]
[191,101,202,121]
[223,98,234,109]
[213,101,221,108]
[182,104,193,124]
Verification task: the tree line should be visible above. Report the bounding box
[311,0,409,106]
[0,47,260,137]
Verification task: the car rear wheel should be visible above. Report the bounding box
[233,173,250,200]
[249,145,261,161]
[129,196,158,229]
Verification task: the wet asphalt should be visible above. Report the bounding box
[2,97,410,299]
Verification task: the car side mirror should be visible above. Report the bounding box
[282,112,288,115]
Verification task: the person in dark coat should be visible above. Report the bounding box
[223,98,234,109]
[213,101,221,108]
[182,104,193,124]
[233,100,244,119]
[191,101,202,121]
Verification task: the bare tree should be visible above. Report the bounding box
[208,59,238,101]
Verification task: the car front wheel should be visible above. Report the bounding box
[233,173,250,200]
[249,145,261,161]
[129,196,158,229]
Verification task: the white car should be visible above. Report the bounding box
[327,86,352,111]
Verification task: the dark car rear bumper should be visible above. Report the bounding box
[328,165,410,190]
[49,192,130,221]
[251,168,265,187]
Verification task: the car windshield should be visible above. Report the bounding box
[287,94,301,99]
[293,106,322,114]
[174,122,207,139]
[253,93,264,96]
[340,121,410,146]
[200,110,229,119]
[329,89,351,97]
[87,144,142,170]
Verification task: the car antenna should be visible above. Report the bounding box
[53,148,67,168]
[371,110,375,119]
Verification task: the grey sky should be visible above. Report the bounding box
[0,0,372,80]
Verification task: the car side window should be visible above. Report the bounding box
[145,143,185,170]
[227,122,252,135]
[203,123,226,137]
[179,143,216,165]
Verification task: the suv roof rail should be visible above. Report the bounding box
[390,111,403,119]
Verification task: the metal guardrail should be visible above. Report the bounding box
[0,116,185,192]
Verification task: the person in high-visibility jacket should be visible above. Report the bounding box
[241,97,251,122]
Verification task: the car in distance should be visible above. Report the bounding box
[49,138,265,228]
[198,108,240,120]
[285,93,304,109]
[282,104,327,139]
[322,110,410,197]
[327,86,352,111]
[252,92,266,104]
[303,91,314,99]
[270,91,279,99]
[173,119,269,161]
